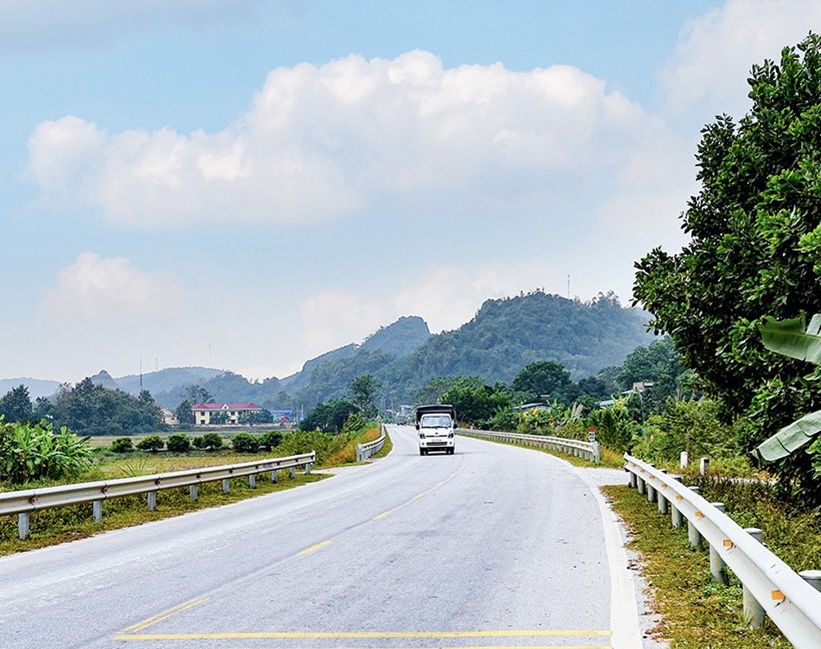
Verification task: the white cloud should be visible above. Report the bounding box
[298,261,563,359]
[662,0,821,116]
[28,51,665,230]
[43,253,184,326]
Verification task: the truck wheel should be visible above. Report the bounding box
[419,449,425,456]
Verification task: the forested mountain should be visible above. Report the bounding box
[286,291,654,408]
[2,292,652,414]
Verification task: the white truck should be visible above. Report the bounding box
[415,404,456,455]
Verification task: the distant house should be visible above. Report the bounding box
[192,402,262,425]
[161,408,179,426]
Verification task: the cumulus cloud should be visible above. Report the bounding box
[298,261,563,358]
[44,253,184,326]
[28,51,665,230]
[662,0,821,116]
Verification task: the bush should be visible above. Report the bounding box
[136,435,165,452]
[192,435,205,449]
[200,432,224,451]
[0,418,95,485]
[259,430,282,451]
[111,437,134,453]
[231,432,259,453]
[166,433,191,454]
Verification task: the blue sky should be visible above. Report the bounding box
[2,0,820,384]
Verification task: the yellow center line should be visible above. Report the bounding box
[413,492,426,500]
[297,539,332,556]
[373,510,392,520]
[114,630,611,640]
[120,597,208,634]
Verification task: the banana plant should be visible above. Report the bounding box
[755,313,821,461]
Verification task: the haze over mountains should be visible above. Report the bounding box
[2,292,654,410]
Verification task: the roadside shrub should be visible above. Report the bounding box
[632,399,737,464]
[165,433,191,454]
[231,432,259,453]
[258,430,282,451]
[136,435,165,452]
[111,437,134,453]
[341,412,367,434]
[200,432,224,451]
[0,418,95,485]
[192,435,205,449]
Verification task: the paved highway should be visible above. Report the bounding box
[0,425,646,649]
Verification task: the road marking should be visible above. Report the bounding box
[373,510,392,519]
[120,597,208,634]
[297,539,332,555]
[114,629,611,641]
[413,492,426,500]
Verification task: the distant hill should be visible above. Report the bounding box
[286,291,654,406]
[115,367,225,396]
[0,377,63,401]
[0,293,653,412]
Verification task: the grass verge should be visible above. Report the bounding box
[0,425,387,556]
[603,484,792,648]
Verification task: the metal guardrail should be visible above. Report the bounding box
[1,451,316,540]
[456,428,600,463]
[624,454,821,648]
[356,425,387,462]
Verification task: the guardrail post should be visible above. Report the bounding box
[709,502,728,583]
[289,467,296,479]
[356,444,363,463]
[687,486,702,549]
[646,480,656,503]
[249,474,256,489]
[147,491,157,511]
[592,441,600,464]
[657,470,668,514]
[305,463,312,475]
[18,512,29,540]
[800,570,821,592]
[93,500,103,523]
[189,485,198,502]
[271,470,278,483]
[222,478,230,494]
[700,457,710,475]
[629,471,637,488]
[671,476,683,527]
[680,450,688,468]
[743,528,765,628]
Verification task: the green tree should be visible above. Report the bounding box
[200,432,224,450]
[440,376,510,426]
[348,374,381,419]
[633,34,821,503]
[166,433,191,453]
[0,385,33,422]
[136,435,165,452]
[231,432,259,453]
[299,399,358,433]
[111,437,134,453]
[175,399,195,425]
[511,360,578,405]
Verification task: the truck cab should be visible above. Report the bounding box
[416,404,456,455]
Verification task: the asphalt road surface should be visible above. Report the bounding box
[0,426,646,649]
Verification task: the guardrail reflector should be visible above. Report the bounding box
[675,495,683,501]
[771,590,785,601]
[695,511,703,518]
[661,483,667,489]
[723,540,733,548]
